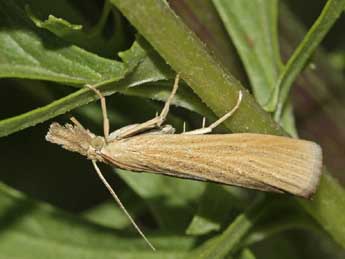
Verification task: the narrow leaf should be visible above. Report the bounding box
[212,0,281,107]
[239,249,257,259]
[116,169,205,231]
[186,184,245,236]
[26,1,120,57]
[0,0,126,84]
[0,182,194,258]
[267,0,345,119]
[187,196,266,259]
[0,38,212,137]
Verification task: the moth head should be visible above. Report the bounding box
[46,122,105,161]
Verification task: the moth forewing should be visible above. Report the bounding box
[100,133,322,198]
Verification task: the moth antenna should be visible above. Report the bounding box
[91,160,156,251]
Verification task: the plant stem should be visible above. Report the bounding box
[111,0,284,135]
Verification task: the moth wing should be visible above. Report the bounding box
[101,133,322,198]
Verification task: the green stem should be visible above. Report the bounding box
[297,173,345,246]
[111,0,283,135]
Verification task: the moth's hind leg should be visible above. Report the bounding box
[113,74,180,140]
[183,91,243,135]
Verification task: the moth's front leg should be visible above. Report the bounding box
[108,124,175,141]
[142,124,176,135]
[86,84,110,140]
[112,74,180,140]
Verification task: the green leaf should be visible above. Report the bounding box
[27,5,83,38]
[212,0,281,107]
[186,184,246,236]
[119,37,174,83]
[211,0,299,135]
[24,0,87,24]
[243,214,319,248]
[26,1,122,57]
[187,196,267,259]
[280,99,298,137]
[82,201,135,229]
[0,182,194,258]
[116,169,205,231]
[0,0,126,84]
[119,38,213,117]
[329,51,345,71]
[0,33,214,138]
[248,234,302,259]
[82,195,147,229]
[267,0,345,119]
[238,249,257,259]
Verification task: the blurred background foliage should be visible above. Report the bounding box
[0,0,344,258]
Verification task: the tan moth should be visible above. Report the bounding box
[46,74,322,250]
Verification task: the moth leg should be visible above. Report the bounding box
[157,73,180,126]
[140,124,175,135]
[113,74,180,140]
[183,91,243,135]
[86,84,110,141]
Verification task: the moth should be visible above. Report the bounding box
[46,74,322,250]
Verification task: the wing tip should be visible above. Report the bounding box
[296,142,323,199]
